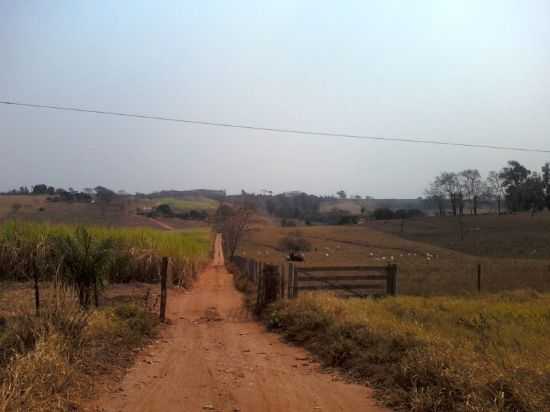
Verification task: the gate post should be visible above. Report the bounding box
[386,263,398,296]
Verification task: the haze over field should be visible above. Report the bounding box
[1,1,549,197]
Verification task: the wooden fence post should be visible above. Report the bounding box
[160,257,168,322]
[477,263,481,293]
[279,264,285,299]
[387,264,398,296]
[292,264,299,298]
[255,265,264,313]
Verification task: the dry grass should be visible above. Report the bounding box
[238,224,550,295]
[235,217,550,410]
[0,219,212,411]
[0,283,158,412]
[0,195,208,230]
[266,292,550,411]
[148,196,219,211]
[368,212,550,259]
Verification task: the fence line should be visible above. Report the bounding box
[232,256,398,312]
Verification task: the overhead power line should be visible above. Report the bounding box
[1,99,549,153]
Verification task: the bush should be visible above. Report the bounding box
[372,208,395,220]
[154,204,174,217]
[278,231,312,254]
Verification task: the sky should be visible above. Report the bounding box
[1,1,549,198]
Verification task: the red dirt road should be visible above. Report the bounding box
[93,235,387,412]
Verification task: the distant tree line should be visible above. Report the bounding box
[1,184,127,204]
[425,161,550,215]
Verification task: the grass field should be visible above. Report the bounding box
[0,282,160,411]
[233,215,550,410]
[0,221,212,411]
[0,220,211,262]
[151,196,219,211]
[0,195,210,230]
[239,221,550,295]
[133,196,219,213]
[267,291,550,411]
[368,212,550,259]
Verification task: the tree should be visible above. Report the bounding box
[523,173,546,214]
[336,190,347,199]
[435,172,460,215]
[425,181,445,216]
[486,171,505,215]
[32,184,48,195]
[543,162,550,210]
[215,203,255,260]
[94,186,116,203]
[499,161,530,212]
[459,169,483,215]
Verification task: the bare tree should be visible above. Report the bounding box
[336,190,347,199]
[424,182,445,216]
[460,169,483,215]
[435,172,460,215]
[215,203,255,260]
[486,171,505,215]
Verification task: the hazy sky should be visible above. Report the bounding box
[1,1,549,197]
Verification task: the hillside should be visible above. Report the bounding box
[0,195,208,229]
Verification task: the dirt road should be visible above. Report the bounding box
[94,234,387,412]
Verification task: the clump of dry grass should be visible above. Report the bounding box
[266,292,550,411]
[0,286,158,412]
